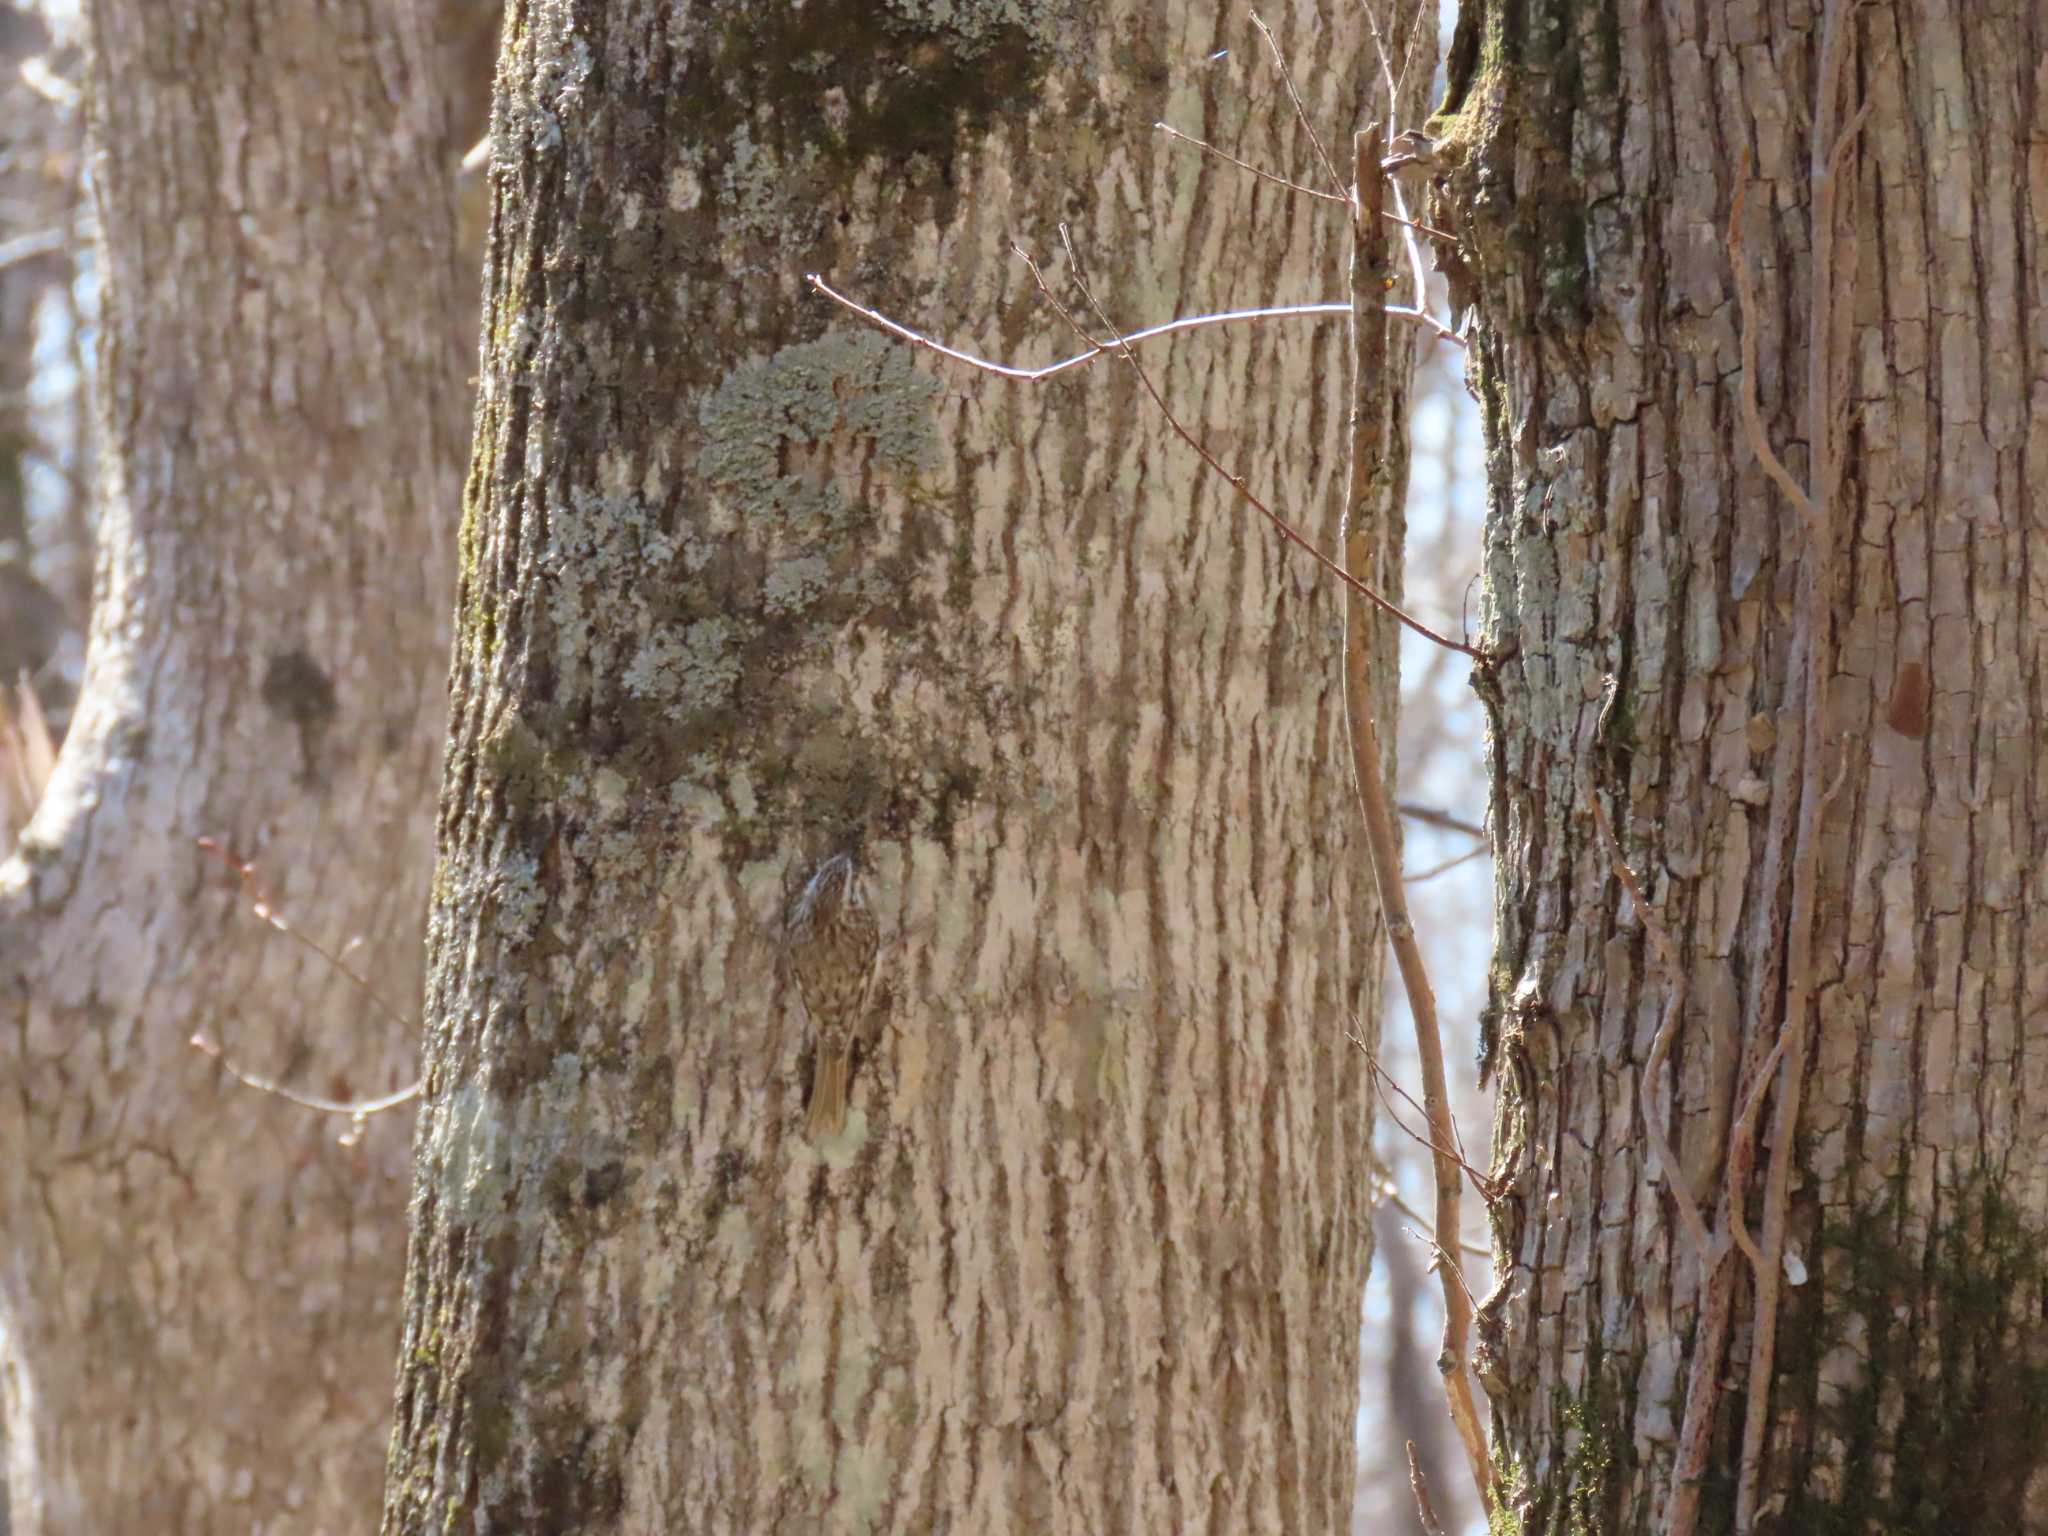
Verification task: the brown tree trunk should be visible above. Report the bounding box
[0,2,464,1529]
[381,3,1431,1532]
[1431,2,2048,1531]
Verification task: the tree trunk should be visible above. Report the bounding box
[0,3,464,1529]
[381,3,1427,1532]
[1432,2,2048,1531]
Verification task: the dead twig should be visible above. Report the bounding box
[1340,125,1493,1516]
[189,837,423,1143]
[1403,845,1489,884]
[1406,1440,1449,1536]
[1155,121,1350,204]
[188,1032,420,1139]
[1371,1158,1492,1261]
[1351,1034,1492,1194]
[195,837,412,1033]
[1249,11,1345,196]
[1361,10,1434,319]
[1727,165,1813,528]
[1012,237,1482,659]
[1398,802,1487,840]
[1154,120,1460,245]
[807,275,1455,385]
[1400,1225,1482,1310]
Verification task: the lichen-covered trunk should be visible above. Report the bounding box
[379,4,1425,1533]
[0,3,464,1530]
[1432,2,2048,1532]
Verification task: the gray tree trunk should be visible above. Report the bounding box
[1432,2,2048,1531]
[0,2,464,1529]
[381,3,1431,1532]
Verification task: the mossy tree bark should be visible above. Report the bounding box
[0,2,465,1530]
[380,3,1433,1532]
[1431,2,2048,1531]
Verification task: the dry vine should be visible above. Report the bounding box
[1665,5,1868,1533]
[1339,124,1492,1513]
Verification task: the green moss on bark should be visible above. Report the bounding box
[1489,1370,1640,1536]
[1777,1174,2048,1534]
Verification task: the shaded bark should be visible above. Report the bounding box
[381,3,1429,1532]
[0,2,464,1529]
[1431,1,2048,1531]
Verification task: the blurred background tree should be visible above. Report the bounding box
[0,0,486,1527]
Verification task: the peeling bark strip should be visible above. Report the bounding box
[381,4,1434,1533]
[0,1,465,1530]
[1433,2,2048,1532]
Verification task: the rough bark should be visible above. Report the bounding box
[1430,2,2048,1531]
[380,3,1422,1532]
[0,3,464,1530]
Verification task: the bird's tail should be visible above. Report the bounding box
[806,1044,851,1139]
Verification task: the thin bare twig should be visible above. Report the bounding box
[1341,125,1493,1516]
[0,226,66,273]
[1010,238,1483,659]
[1728,163,1813,528]
[1723,1021,1793,1269]
[808,275,1456,380]
[1589,787,1710,1263]
[1156,121,1349,204]
[1404,845,1488,884]
[1381,208,1459,243]
[1400,1225,1482,1310]
[1391,0,1434,111]
[1407,1442,1449,1536]
[1249,11,1345,196]
[189,838,423,1140]
[1361,8,1433,318]
[195,837,412,1033]
[1372,1160,1492,1261]
[1351,1035,1492,1193]
[1154,120,1463,249]
[188,1033,421,1126]
[1398,802,1487,840]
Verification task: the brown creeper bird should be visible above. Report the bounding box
[787,853,880,1139]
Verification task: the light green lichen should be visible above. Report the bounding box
[483,711,549,811]
[622,617,745,713]
[697,328,942,506]
[435,1082,513,1240]
[765,553,834,616]
[492,850,546,942]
